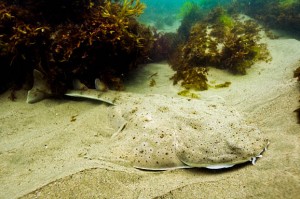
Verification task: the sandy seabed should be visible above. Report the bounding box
[0,35,300,199]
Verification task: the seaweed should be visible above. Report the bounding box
[219,20,271,74]
[0,0,154,94]
[171,67,208,91]
[177,2,205,43]
[179,1,200,18]
[177,89,200,99]
[149,78,156,87]
[169,7,271,90]
[148,31,178,62]
[214,81,231,88]
[234,0,300,35]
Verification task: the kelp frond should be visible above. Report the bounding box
[120,0,145,17]
[102,0,145,19]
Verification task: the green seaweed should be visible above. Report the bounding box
[178,1,199,18]
[171,66,208,91]
[177,90,200,99]
[214,81,231,88]
[279,0,298,8]
[235,0,300,34]
[177,2,204,42]
[149,78,156,87]
[218,13,234,28]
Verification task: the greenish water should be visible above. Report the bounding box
[139,0,232,24]
[139,0,300,34]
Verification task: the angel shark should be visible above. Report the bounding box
[27,69,269,170]
[105,93,268,170]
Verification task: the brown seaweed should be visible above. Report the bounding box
[169,7,271,90]
[0,0,154,94]
[234,0,300,35]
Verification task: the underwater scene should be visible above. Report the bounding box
[0,0,300,198]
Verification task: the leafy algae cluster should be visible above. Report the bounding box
[0,0,154,94]
[169,7,271,91]
[230,0,300,123]
[234,0,300,34]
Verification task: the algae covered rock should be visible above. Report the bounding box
[169,7,271,91]
[235,0,300,34]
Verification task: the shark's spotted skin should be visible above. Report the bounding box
[108,94,268,170]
